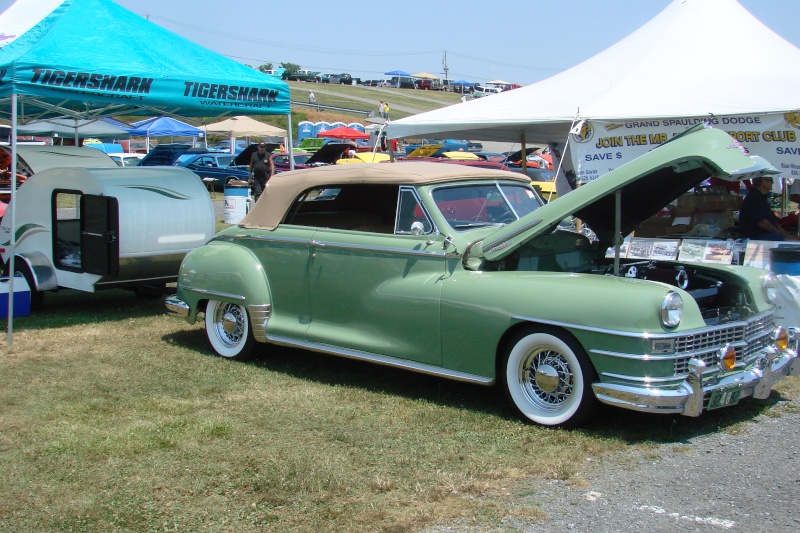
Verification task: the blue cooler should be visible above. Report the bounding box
[769,246,800,275]
[0,275,31,318]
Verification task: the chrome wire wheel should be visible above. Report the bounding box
[205,299,254,360]
[503,328,596,427]
[520,347,575,410]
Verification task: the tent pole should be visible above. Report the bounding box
[7,94,18,347]
[286,113,295,171]
[520,132,527,175]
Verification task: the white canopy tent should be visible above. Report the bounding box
[204,115,288,153]
[387,0,800,146]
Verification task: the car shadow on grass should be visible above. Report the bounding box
[167,332,793,439]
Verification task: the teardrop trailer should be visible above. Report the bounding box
[0,146,215,309]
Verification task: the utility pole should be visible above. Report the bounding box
[442,51,449,82]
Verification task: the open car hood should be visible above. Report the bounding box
[304,142,353,165]
[474,126,779,262]
[233,143,281,166]
[405,144,445,158]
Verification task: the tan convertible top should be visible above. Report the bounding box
[239,161,529,229]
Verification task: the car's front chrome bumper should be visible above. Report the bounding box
[592,348,800,416]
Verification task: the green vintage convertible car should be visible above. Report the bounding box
[166,126,800,427]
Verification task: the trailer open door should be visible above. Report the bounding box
[80,194,119,276]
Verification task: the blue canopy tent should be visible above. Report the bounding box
[0,0,292,343]
[127,116,204,152]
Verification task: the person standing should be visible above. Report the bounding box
[378,100,385,119]
[248,141,274,202]
[308,91,316,104]
[383,101,390,121]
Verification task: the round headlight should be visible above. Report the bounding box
[661,291,683,327]
[762,272,779,303]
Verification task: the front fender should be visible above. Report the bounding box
[439,271,703,378]
[176,241,271,322]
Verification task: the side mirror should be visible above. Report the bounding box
[410,221,425,236]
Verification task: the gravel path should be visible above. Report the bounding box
[528,409,800,532]
[426,399,800,533]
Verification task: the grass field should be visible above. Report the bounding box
[1,285,798,532]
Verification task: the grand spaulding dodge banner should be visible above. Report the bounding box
[569,113,800,184]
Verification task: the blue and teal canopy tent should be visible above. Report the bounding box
[0,0,292,343]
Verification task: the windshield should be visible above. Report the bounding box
[432,182,543,231]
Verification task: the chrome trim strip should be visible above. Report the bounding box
[590,349,658,361]
[513,310,774,340]
[482,218,543,251]
[600,372,685,384]
[311,240,447,257]
[220,234,311,246]
[592,345,748,362]
[185,287,246,301]
[266,334,494,385]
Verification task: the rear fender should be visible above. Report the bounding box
[176,241,271,322]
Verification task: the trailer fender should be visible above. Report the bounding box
[15,251,58,291]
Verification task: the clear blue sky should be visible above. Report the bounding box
[2,0,799,85]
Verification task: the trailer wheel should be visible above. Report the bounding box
[14,262,44,311]
[205,299,255,360]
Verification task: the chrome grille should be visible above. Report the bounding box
[673,313,774,375]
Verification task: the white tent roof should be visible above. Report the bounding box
[387,0,800,143]
[204,115,287,137]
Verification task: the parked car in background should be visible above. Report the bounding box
[166,126,799,428]
[109,153,145,167]
[173,153,249,191]
[138,143,208,166]
[211,140,248,154]
[315,73,331,83]
[283,70,320,82]
[417,78,441,90]
[472,84,503,98]
[271,151,312,173]
[390,76,418,89]
[328,73,353,85]
[361,79,382,87]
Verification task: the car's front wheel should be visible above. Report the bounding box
[205,299,255,360]
[502,327,597,427]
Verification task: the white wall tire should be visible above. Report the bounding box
[502,328,597,428]
[205,300,255,360]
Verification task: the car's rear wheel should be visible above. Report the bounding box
[502,327,596,428]
[205,299,255,360]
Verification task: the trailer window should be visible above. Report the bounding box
[54,191,82,270]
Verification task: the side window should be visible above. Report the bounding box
[53,191,83,271]
[396,188,433,235]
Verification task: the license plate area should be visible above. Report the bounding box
[707,386,742,410]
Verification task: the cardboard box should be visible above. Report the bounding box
[0,275,31,319]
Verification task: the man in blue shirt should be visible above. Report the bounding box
[738,176,795,240]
